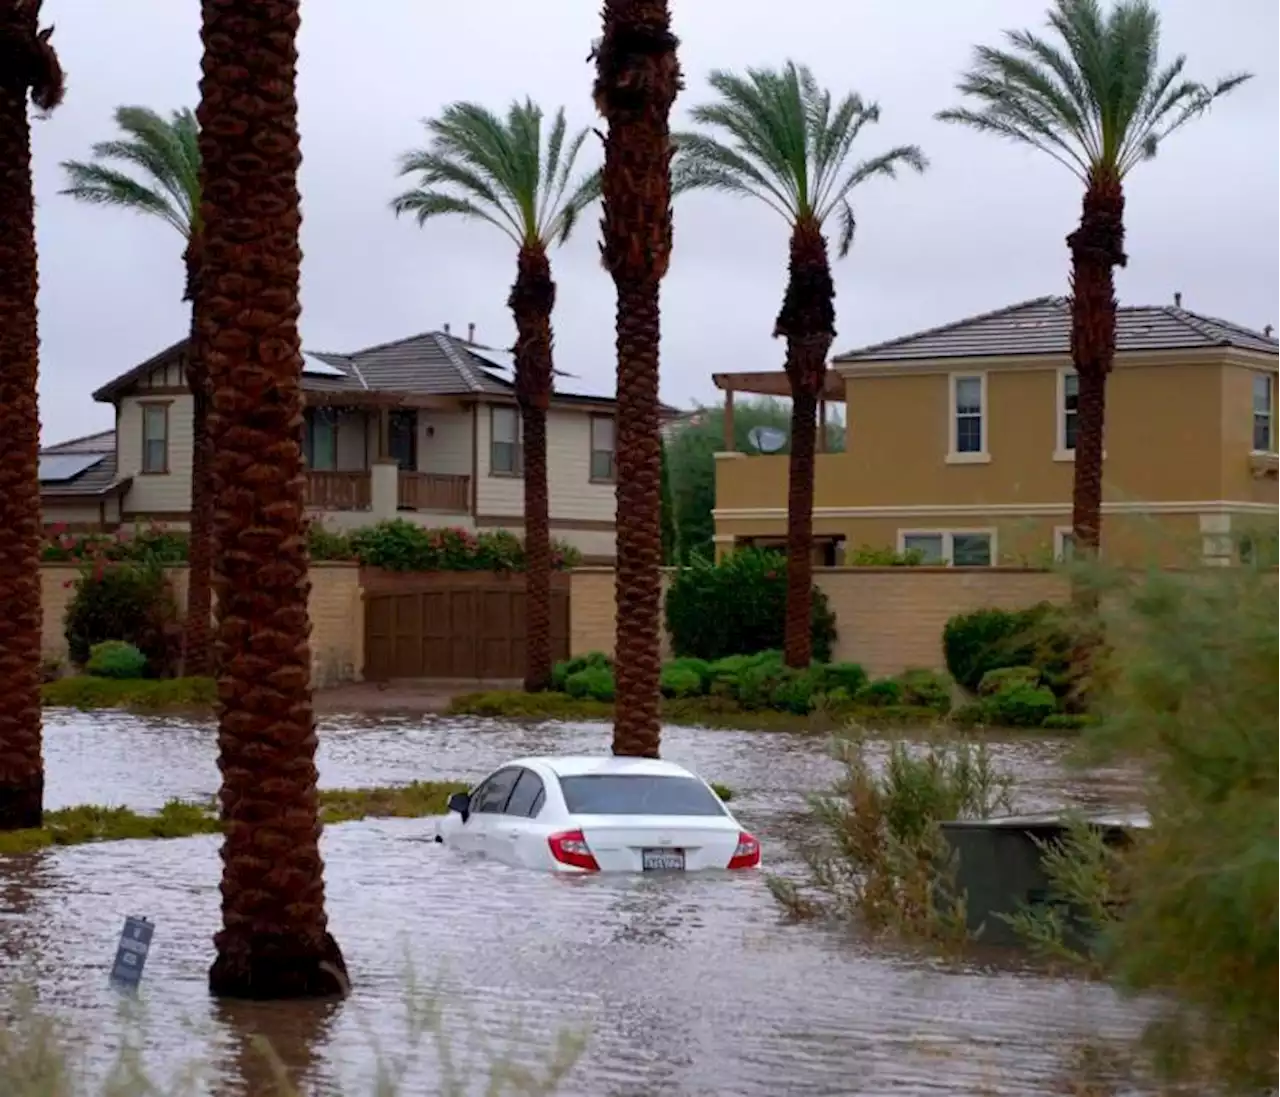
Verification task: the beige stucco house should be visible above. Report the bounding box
[40,328,672,563]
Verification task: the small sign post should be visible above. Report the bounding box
[109,915,154,992]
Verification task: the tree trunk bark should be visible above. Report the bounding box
[774,218,836,668]
[0,1,61,831]
[182,244,214,678]
[197,0,346,1001]
[508,244,555,693]
[594,0,680,760]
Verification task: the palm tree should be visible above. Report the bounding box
[391,100,600,693]
[593,0,681,758]
[197,0,345,1000]
[60,107,215,675]
[938,0,1250,554]
[674,63,926,667]
[0,0,63,831]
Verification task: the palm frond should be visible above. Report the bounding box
[939,0,1252,181]
[394,99,599,250]
[59,105,200,237]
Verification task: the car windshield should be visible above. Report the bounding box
[557,774,726,817]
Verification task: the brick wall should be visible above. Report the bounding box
[40,563,363,685]
[568,566,1069,678]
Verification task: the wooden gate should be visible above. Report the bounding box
[362,570,570,680]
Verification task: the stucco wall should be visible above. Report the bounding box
[41,563,363,686]
[568,566,1069,679]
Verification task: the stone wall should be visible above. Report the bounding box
[568,566,1069,679]
[40,563,363,686]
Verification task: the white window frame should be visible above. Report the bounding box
[946,372,990,464]
[1054,367,1078,462]
[896,527,997,566]
[1053,526,1076,563]
[1252,372,1275,454]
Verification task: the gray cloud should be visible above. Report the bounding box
[32,0,1279,442]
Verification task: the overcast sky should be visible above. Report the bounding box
[31,0,1279,443]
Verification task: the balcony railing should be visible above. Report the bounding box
[397,471,470,513]
[304,470,371,511]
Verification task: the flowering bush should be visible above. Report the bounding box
[64,559,179,674]
[307,519,582,572]
[42,522,188,565]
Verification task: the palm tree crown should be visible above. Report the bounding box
[674,63,927,256]
[391,99,601,249]
[60,106,201,239]
[935,0,1251,182]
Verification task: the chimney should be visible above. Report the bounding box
[1173,291,1182,308]
[443,322,451,334]
[467,322,476,343]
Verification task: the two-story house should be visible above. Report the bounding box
[40,328,675,562]
[712,296,1278,566]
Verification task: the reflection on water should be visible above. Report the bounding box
[0,710,1146,1095]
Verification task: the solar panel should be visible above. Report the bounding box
[38,453,106,482]
[302,353,347,377]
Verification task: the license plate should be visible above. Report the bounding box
[642,848,685,872]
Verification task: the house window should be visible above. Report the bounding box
[388,409,418,471]
[1252,373,1274,452]
[303,408,337,471]
[948,374,988,461]
[900,529,994,566]
[490,406,522,476]
[590,415,616,482]
[141,403,169,474]
[1059,370,1079,454]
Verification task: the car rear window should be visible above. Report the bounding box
[557,774,726,817]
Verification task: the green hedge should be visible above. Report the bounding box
[307,519,583,571]
[664,548,837,662]
[942,602,1073,697]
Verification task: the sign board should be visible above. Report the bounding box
[109,916,154,991]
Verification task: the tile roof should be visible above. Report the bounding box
[834,296,1279,364]
[39,430,124,497]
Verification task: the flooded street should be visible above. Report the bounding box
[1,710,1147,1096]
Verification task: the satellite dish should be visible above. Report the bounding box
[747,425,788,453]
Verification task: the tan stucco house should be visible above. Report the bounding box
[40,328,674,563]
[713,296,1278,566]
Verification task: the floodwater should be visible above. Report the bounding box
[0,710,1147,1096]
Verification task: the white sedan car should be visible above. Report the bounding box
[434,754,761,874]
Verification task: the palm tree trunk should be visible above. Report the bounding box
[775,218,836,668]
[182,244,214,677]
[594,0,680,759]
[508,245,555,693]
[1067,174,1126,556]
[198,0,346,1000]
[0,0,61,832]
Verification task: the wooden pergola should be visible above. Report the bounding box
[710,370,843,452]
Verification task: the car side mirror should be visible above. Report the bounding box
[447,792,471,822]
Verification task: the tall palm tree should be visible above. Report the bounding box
[593,0,681,758]
[938,0,1250,554]
[197,0,345,999]
[391,100,600,693]
[0,0,63,831]
[60,107,215,675]
[675,63,926,667]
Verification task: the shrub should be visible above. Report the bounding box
[844,544,926,566]
[41,522,188,565]
[895,668,953,714]
[854,678,903,707]
[942,603,1072,696]
[984,683,1058,728]
[664,656,711,692]
[664,548,837,662]
[564,666,615,703]
[770,668,823,715]
[63,561,177,674]
[733,658,791,710]
[338,518,581,572]
[85,640,147,680]
[978,665,1041,696]
[659,665,703,699]
[552,651,612,692]
[818,661,868,696]
[951,700,988,728]
[307,522,356,562]
[1040,712,1095,731]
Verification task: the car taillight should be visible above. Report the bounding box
[547,829,600,872]
[727,831,761,870]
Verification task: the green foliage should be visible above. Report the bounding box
[770,667,824,715]
[768,731,1013,942]
[310,519,581,571]
[551,651,612,692]
[63,561,177,674]
[84,641,147,680]
[854,679,903,707]
[659,441,678,565]
[665,548,837,662]
[894,668,953,715]
[817,661,868,696]
[950,700,988,728]
[983,683,1058,728]
[42,675,216,711]
[42,522,189,565]
[843,545,926,566]
[942,602,1072,697]
[1040,712,1096,731]
[664,656,711,690]
[659,665,703,699]
[978,665,1040,696]
[564,666,615,703]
